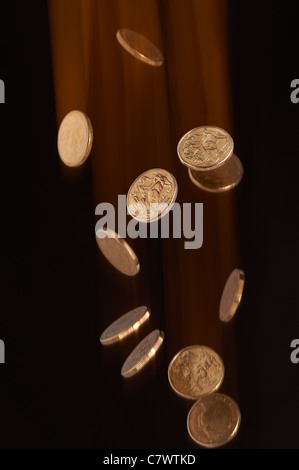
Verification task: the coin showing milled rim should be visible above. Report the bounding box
[127,168,178,223]
[96,227,140,276]
[187,393,241,448]
[57,110,93,167]
[188,153,243,192]
[168,345,224,400]
[177,126,234,171]
[100,306,151,345]
[116,28,164,66]
[121,329,164,378]
[219,269,245,322]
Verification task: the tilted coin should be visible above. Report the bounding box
[121,329,164,378]
[187,393,241,448]
[219,268,245,322]
[116,28,164,66]
[57,110,93,167]
[96,227,140,276]
[100,306,151,345]
[188,153,243,192]
[168,345,224,400]
[177,126,233,171]
[127,168,178,223]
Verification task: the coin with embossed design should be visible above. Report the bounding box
[96,227,140,276]
[127,168,178,223]
[100,306,151,345]
[219,268,245,322]
[177,126,233,171]
[168,345,224,400]
[116,29,164,66]
[57,110,93,167]
[187,393,241,448]
[189,153,243,192]
[121,329,164,378]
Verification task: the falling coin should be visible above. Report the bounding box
[121,329,164,378]
[219,269,245,322]
[177,126,234,171]
[127,168,178,223]
[116,28,164,66]
[100,306,151,345]
[187,393,241,448]
[168,345,224,400]
[57,110,93,167]
[188,153,243,192]
[96,227,140,276]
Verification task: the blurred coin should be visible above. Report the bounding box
[57,110,93,167]
[127,168,178,223]
[219,269,245,322]
[187,393,241,448]
[121,329,164,378]
[177,126,233,171]
[116,28,164,66]
[168,345,224,400]
[189,153,243,192]
[96,227,140,276]
[100,306,151,345]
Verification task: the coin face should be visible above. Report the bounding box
[219,269,245,322]
[187,393,241,448]
[177,126,233,171]
[96,227,140,276]
[100,306,150,345]
[127,168,178,223]
[116,28,164,66]
[168,345,224,400]
[188,153,243,192]
[121,330,164,378]
[57,110,93,167]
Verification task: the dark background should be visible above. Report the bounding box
[0,0,298,449]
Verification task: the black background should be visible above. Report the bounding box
[0,0,299,450]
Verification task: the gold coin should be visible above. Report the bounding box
[219,269,245,322]
[57,110,93,167]
[168,345,224,400]
[96,227,140,276]
[188,153,243,192]
[127,168,178,223]
[121,329,164,378]
[116,28,164,66]
[187,393,241,448]
[177,126,233,171]
[100,306,151,345]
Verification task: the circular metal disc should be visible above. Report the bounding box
[187,393,241,448]
[219,269,245,322]
[96,227,140,277]
[188,153,243,192]
[57,110,93,167]
[100,306,151,345]
[168,345,225,400]
[116,28,164,66]
[177,126,234,171]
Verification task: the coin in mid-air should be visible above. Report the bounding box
[100,306,151,345]
[219,268,245,322]
[57,110,93,167]
[177,126,234,171]
[116,28,164,66]
[96,227,140,276]
[121,329,164,378]
[187,393,241,448]
[168,345,224,400]
[127,168,178,223]
[188,153,243,192]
